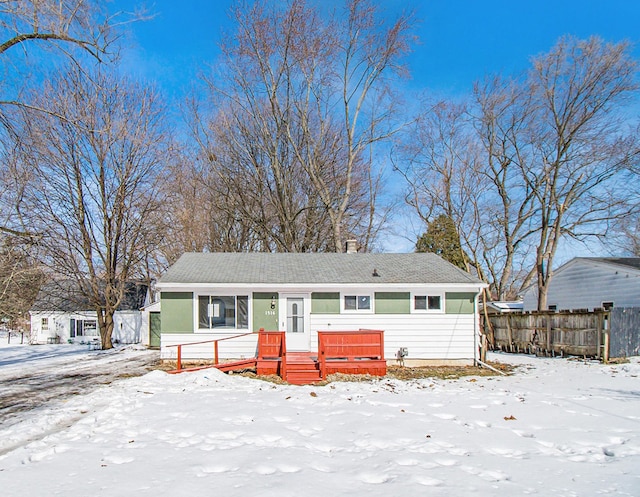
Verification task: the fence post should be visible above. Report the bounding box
[546,317,551,355]
[176,345,182,371]
[214,341,219,365]
[596,312,603,360]
[603,312,610,363]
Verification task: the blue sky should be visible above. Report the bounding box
[116,0,640,100]
[113,0,640,253]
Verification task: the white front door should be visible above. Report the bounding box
[279,294,310,351]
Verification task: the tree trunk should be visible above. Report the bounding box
[536,262,548,311]
[98,309,115,350]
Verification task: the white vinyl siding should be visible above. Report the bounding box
[160,332,259,360]
[160,313,475,361]
[308,313,475,360]
[523,260,640,311]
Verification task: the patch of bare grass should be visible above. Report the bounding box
[229,361,517,385]
[386,362,515,380]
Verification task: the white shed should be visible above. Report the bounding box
[29,280,149,345]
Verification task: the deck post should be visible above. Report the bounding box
[176,345,182,371]
[280,331,287,379]
[318,333,326,379]
[214,341,219,365]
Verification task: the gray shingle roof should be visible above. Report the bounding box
[586,257,640,271]
[159,253,482,286]
[31,280,148,312]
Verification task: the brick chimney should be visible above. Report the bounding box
[345,239,358,254]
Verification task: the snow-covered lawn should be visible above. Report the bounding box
[0,342,159,426]
[0,346,638,496]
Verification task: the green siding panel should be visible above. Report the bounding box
[149,312,161,347]
[445,292,476,314]
[374,292,410,314]
[161,292,194,333]
[311,292,340,314]
[253,292,279,331]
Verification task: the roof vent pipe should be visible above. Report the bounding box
[345,239,358,254]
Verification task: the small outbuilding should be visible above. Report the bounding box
[29,280,149,345]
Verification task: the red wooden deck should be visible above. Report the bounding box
[167,329,386,385]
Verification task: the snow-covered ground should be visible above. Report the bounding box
[0,345,638,496]
[0,342,159,426]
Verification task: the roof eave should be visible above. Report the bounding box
[157,281,487,290]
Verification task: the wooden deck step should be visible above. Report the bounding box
[286,352,317,362]
[285,355,322,385]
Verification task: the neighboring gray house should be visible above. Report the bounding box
[522,258,640,311]
[30,280,149,344]
[157,252,486,364]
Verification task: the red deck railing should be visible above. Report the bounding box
[317,329,385,379]
[166,329,287,373]
[166,329,385,383]
[166,333,254,372]
[256,330,287,378]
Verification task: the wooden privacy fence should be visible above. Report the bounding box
[484,310,609,360]
[609,307,640,358]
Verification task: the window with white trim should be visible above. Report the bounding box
[343,294,372,312]
[41,317,49,331]
[70,319,98,337]
[413,294,444,312]
[198,295,249,329]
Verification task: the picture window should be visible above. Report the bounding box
[198,295,249,329]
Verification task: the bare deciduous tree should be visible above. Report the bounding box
[527,36,639,309]
[400,36,640,311]
[398,100,485,275]
[0,0,145,238]
[0,234,43,329]
[192,0,413,253]
[12,65,168,349]
[472,76,539,299]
